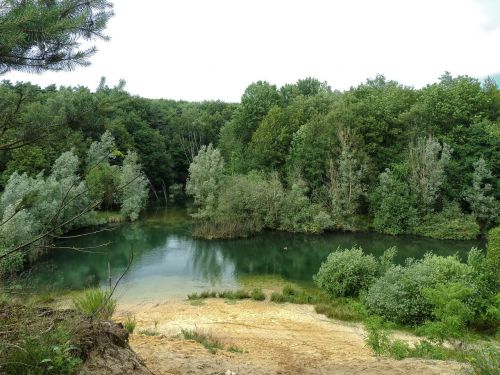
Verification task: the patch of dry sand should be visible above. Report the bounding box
[115,299,462,375]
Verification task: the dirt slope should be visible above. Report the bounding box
[116,299,463,375]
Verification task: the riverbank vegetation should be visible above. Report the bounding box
[187,75,499,240]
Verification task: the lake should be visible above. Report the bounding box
[28,207,484,303]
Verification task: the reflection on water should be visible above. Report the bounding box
[28,207,485,303]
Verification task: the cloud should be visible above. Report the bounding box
[4,0,500,101]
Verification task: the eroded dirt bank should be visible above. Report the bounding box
[115,299,463,375]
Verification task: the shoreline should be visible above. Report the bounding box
[114,298,463,375]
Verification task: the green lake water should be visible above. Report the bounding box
[29,207,484,303]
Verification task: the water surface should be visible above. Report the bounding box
[29,207,484,303]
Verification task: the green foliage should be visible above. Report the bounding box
[186,144,225,219]
[72,288,116,320]
[181,329,224,354]
[464,343,500,375]
[250,288,266,301]
[314,247,378,297]
[314,298,367,322]
[414,202,480,240]
[217,289,250,300]
[0,0,113,74]
[371,165,419,235]
[364,316,391,356]
[118,151,148,221]
[365,254,471,325]
[123,315,137,334]
[465,158,499,230]
[1,326,81,375]
[417,283,474,344]
[486,227,500,275]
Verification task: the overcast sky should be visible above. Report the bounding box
[4,0,500,102]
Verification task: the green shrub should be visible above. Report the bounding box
[314,246,378,297]
[364,316,391,356]
[217,289,250,300]
[123,315,137,334]
[200,290,218,299]
[250,288,266,301]
[464,343,500,375]
[417,282,474,345]
[365,254,471,325]
[270,292,286,303]
[73,288,116,320]
[1,327,81,375]
[187,292,200,300]
[487,227,500,277]
[413,202,480,240]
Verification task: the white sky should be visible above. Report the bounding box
[4,0,500,102]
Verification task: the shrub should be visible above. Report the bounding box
[314,246,378,297]
[73,288,117,320]
[123,315,137,334]
[270,292,286,303]
[417,282,474,345]
[217,289,250,300]
[464,343,500,375]
[250,288,266,301]
[487,227,500,277]
[365,254,471,325]
[413,202,480,240]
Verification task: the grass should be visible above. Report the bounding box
[187,289,257,301]
[250,288,266,301]
[218,289,251,300]
[227,345,245,353]
[181,328,224,354]
[123,314,137,334]
[190,299,205,306]
[0,302,82,375]
[72,288,116,320]
[314,298,367,322]
[139,320,159,336]
[270,285,326,305]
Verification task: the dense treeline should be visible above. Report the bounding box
[1,73,499,242]
[187,74,500,240]
[0,79,236,192]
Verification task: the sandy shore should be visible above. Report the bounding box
[114,298,463,375]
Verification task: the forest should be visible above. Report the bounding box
[2,72,497,248]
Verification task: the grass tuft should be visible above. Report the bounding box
[73,288,116,320]
[250,288,266,301]
[123,314,137,334]
[181,328,224,354]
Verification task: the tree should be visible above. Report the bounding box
[408,136,451,215]
[327,128,366,229]
[0,0,114,74]
[465,158,498,230]
[185,144,225,219]
[118,151,148,221]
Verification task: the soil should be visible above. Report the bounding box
[0,302,152,375]
[115,299,464,375]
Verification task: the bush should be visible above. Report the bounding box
[250,288,266,301]
[413,202,480,240]
[464,343,500,375]
[73,288,117,320]
[217,289,250,300]
[487,227,500,276]
[314,246,378,297]
[365,254,471,325]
